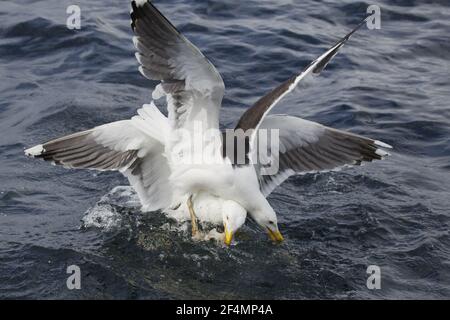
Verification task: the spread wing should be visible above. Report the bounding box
[254,115,392,197]
[25,121,147,172]
[25,105,174,211]
[235,17,368,141]
[130,0,225,132]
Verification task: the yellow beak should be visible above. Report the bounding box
[224,229,233,246]
[267,228,284,242]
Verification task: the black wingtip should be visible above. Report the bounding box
[130,1,181,37]
[130,0,149,31]
[130,1,138,31]
[311,15,369,75]
[345,14,371,40]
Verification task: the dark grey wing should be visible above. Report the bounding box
[24,121,147,171]
[131,0,225,131]
[253,115,392,196]
[235,17,368,134]
[25,117,173,210]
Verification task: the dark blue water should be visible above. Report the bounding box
[1,0,449,299]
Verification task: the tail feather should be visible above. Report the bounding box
[131,102,169,144]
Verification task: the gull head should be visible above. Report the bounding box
[222,200,247,246]
[252,208,284,243]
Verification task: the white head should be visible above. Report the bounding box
[250,207,284,243]
[222,200,247,246]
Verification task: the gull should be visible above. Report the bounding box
[25,0,391,246]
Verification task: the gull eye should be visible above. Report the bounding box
[269,220,274,225]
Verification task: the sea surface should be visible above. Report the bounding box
[0,0,449,299]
